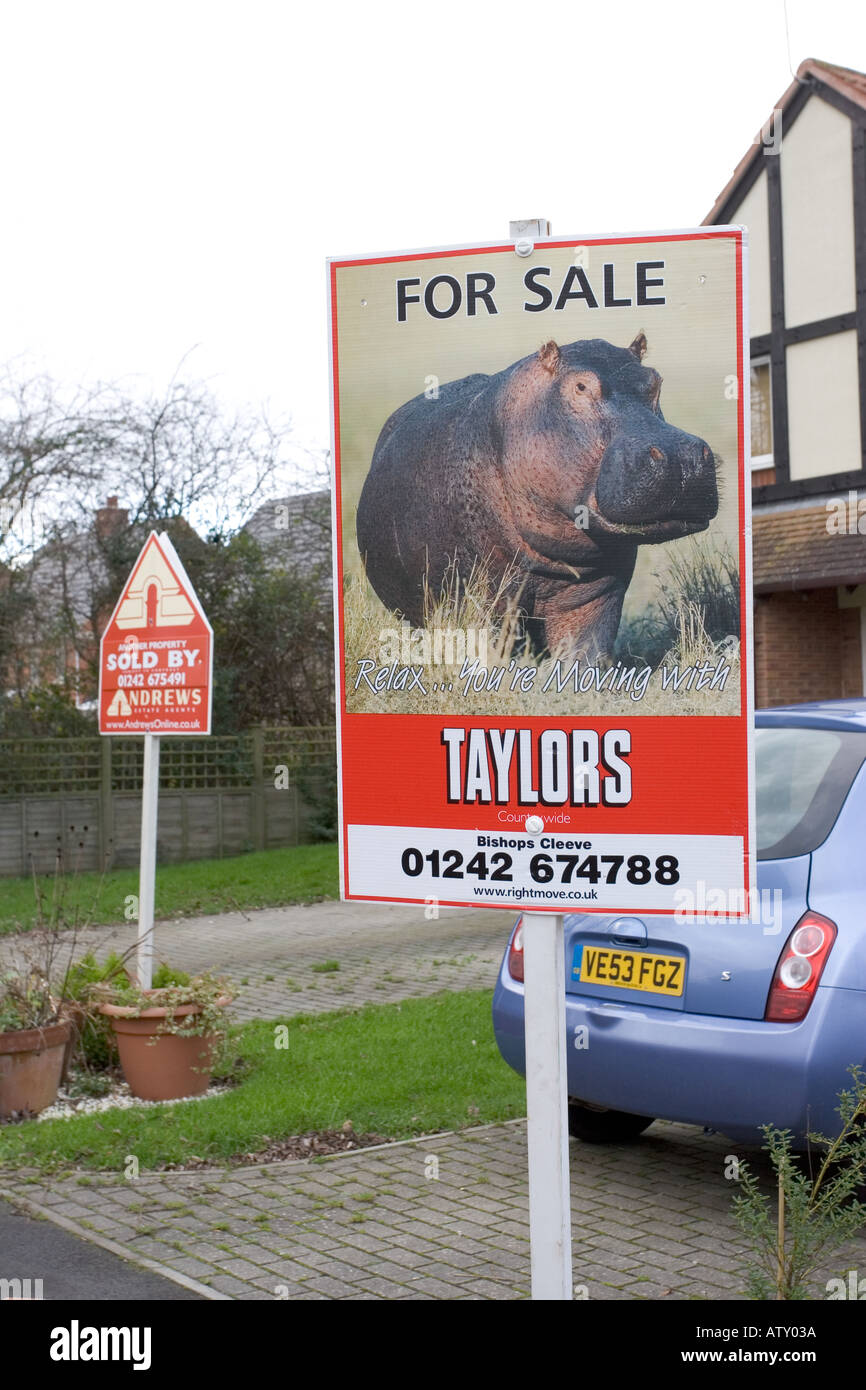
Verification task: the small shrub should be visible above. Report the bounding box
[151,963,191,989]
[732,1067,866,1299]
[0,968,57,1032]
[65,1069,113,1099]
[62,951,128,1070]
[64,951,129,999]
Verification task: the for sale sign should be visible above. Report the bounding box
[99,531,213,736]
[328,229,754,914]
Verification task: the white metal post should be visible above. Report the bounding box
[505,218,571,1300]
[523,909,573,1300]
[137,733,160,990]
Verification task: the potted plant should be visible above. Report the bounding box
[95,966,232,1102]
[0,965,71,1118]
[59,950,129,1084]
[0,854,116,1115]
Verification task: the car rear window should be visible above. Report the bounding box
[756,726,866,860]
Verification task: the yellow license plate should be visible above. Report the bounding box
[572,945,685,996]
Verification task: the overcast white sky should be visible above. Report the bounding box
[0,0,863,469]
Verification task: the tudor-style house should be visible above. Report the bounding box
[705,58,866,707]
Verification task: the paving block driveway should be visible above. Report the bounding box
[2,901,865,1300]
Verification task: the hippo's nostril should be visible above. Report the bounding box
[649,446,664,463]
[702,445,711,462]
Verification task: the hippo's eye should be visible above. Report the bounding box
[569,371,602,403]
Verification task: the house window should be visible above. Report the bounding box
[750,358,773,468]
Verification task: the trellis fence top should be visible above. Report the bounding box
[0,726,336,797]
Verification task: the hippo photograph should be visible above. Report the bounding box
[356,333,721,664]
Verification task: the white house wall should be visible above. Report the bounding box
[787,330,862,479]
[734,169,771,339]
[780,95,856,328]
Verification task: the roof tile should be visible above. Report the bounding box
[753,504,866,591]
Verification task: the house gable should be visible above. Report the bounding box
[704,59,866,504]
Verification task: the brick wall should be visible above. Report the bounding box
[752,466,776,488]
[754,590,863,707]
[841,606,863,696]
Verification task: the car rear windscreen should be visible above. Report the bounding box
[756,725,866,860]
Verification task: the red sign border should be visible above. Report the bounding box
[328,228,754,915]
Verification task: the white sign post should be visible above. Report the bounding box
[137,732,160,990]
[512,221,572,1302]
[523,909,573,1300]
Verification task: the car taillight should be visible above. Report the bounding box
[765,910,836,1022]
[507,917,524,982]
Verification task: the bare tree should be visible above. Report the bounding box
[0,358,333,731]
[95,374,291,536]
[0,365,118,566]
[0,356,308,556]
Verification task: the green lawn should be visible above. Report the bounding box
[0,990,525,1173]
[0,843,339,935]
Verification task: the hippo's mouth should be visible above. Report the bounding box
[581,493,716,540]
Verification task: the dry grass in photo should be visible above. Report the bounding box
[344,539,741,718]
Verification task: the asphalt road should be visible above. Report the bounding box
[0,1199,201,1300]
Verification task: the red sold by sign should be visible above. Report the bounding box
[328,228,755,916]
[98,532,213,736]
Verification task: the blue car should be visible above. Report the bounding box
[492,699,866,1145]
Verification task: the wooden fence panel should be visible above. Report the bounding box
[0,802,24,876]
[263,785,300,849]
[0,727,335,877]
[110,795,144,870]
[31,798,96,874]
[220,792,255,857]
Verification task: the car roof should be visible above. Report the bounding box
[756,697,866,733]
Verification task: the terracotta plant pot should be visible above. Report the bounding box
[99,998,229,1102]
[0,1020,72,1118]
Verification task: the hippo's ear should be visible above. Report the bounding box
[538,340,560,374]
[627,332,648,362]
